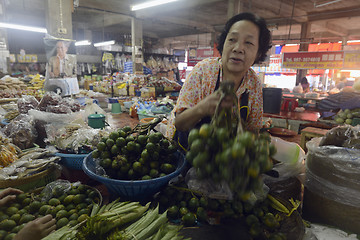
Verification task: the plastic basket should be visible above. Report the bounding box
[55,152,88,170]
[83,151,187,201]
[0,119,9,126]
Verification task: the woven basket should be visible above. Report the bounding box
[0,165,61,192]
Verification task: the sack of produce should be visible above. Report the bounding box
[303,134,360,234]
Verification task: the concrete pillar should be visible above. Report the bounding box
[131,17,143,74]
[296,22,311,85]
[0,1,9,73]
[341,36,348,50]
[227,0,243,19]
[45,0,73,39]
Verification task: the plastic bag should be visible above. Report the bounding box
[83,99,106,121]
[305,137,360,207]
[185,167,233,200]
[270,137,305,180]
[17,95,39,114]
[319,125,360,149]
[40,179,81,202]
[37,92,62,111]
[28,109,85,124]
[185,167,268,204]
[2,114,37,149]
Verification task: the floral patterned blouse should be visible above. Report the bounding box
[165,57,263,139]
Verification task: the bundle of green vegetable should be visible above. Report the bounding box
[186,81,276,199]
[42,200,188,240]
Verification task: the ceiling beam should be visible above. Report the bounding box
[325,22,348,36]
[150,16,215,33]
[252,0,308,23]
[86,14,131,29]
[308,6,360,22]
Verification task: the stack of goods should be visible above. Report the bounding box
[26,74,45,90]
[303,125,360,234]
[0,76,27,92]
[147,77,182,91]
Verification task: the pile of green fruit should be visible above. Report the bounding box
[0,183,100,240]
[153,182,288,239]
[334,108,360,125]
[92,125,178,181]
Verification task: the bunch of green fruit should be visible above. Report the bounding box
[153,182,287,239]
[185,81,276,199]
[0,184,100,240]
[334,108,360,125]
[92,125,178,181]
[186,124,275,198]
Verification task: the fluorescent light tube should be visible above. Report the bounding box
[131,0,178,11]
[347,40,360,43]
[0,22,47,33]
[75,40,91,46]
[285,44,299,46]
[94,40,115,47]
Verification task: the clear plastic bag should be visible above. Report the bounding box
[17,95,39,114]
[40,179,81,202]
[2,114,37,149]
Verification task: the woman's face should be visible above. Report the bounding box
[222,20,260,76]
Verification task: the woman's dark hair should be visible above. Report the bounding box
[300,77,309,84]
[216,12,272,64]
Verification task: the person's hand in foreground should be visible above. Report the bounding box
[0,187,23,207]
[14,215,56,240]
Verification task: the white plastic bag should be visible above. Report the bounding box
[83,99,107,121]
[270,136,305,179]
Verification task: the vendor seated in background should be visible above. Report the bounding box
[317,80,360,115]
[300,77,310,93]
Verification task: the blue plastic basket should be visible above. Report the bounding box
[1,119,9,125]
[55,153,88,170]
[82,151,186,200]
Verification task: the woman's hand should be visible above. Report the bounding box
[196,91,235,117]
[0,188,23,207]
[14,215,56,240]
[175,91,235,132]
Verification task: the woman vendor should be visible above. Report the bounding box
[165,12,272,150]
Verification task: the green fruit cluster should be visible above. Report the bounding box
[186,124,276,197]
[334,108,360,125]
[154,182,287,239]
[0,184,99,240]
[92,126,178,181]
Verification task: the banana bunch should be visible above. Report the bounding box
[0,136,21,168]
[28,74,45,90]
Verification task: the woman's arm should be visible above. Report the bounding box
[175,93,218,131]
